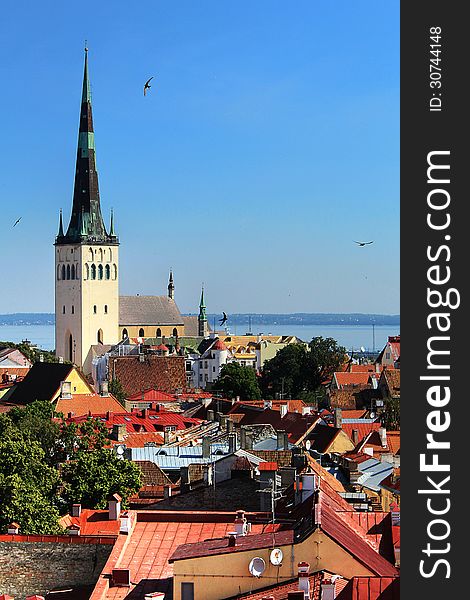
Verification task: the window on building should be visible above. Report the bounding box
[71,305,74,314]
[85,264,89,280]
[156,328,162,337]
[68,334,73,362]
[205,361,208,368]
[93,305,97,314]
[98,265,103,280]
[57,265,61,280]
[139,328,145,337]
[105,264,110,279]
[63,306,66,314]
[66,265,71,280]
[62,265,66,280]
[181,582,194,600]
[71,264,75,280]
[113,264,117,279]
[173,328,178,337]
[91,264,96,280]
[97,329,103,344]
[213,366,215,372]
[104,305,108,314]
[122,328,128,339]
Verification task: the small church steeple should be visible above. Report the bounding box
[168,269,175,300]
[198,285,208,337]
[57,209,64,238]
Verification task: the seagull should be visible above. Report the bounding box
[143,77,154,96]
[13,217,22,227]
[219,312,228,326]
[354,240,374,247]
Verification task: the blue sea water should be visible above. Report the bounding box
[0,323,399,353]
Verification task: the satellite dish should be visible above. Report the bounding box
[115,445,125,456]
[249,557,266,578]
[270,548,283,566]
[305,440,311,451]
[370,411,376,419]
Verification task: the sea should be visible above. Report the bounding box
[0,324,399,353]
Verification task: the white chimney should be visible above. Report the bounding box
[298,562,310,599]
[234,510,248,536]
[263,400,272,410]
[280,403,288,418]
[60,381,72,399]
[321,580,336,600]
[108,493,122,520]
[379,426,387,448]
[302,406,311,415]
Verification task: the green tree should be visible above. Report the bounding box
[261,338,347,399]
[109,377,127,407]
[0,340,60,364]
[214,363,262,400]
[381,397,400,431]
[61,449,141,508]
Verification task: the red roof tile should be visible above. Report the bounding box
[55,393,124,417]
[108,355,187,396]
[127,389,176,402]
[67,409,201,433]
[336,576,400,600]
[59,509,120,537]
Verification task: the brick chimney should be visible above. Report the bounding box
[333,408,342,429]
[71,503,82,517]
[108,493,122,520]
[227,533,237,547]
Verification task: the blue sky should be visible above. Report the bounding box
[0,1,399,315]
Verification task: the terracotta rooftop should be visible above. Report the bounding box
[108,355,187,396]
[59,509,121,537]
[67,409,201,433]
[337,576,400,599]
[55,393,124,417]
[127,389,176,402]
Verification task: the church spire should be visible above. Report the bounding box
[57,209,64,238]
[168,269,175,300]
[198,284,208,337]
[57,47,116,245]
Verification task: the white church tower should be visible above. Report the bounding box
[54,48,119,374]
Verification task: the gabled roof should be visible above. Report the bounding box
[7,362,77,405]
[119,295,183,326]
[55,392,124,417]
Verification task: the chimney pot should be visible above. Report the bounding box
[352,429,359,445]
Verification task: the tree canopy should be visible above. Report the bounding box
[261,337,347,399]
[0,401,141,534]
[214,363,262,400]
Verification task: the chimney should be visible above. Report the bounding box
[68,524,81,536]
[202,436,212,458]
[39,353,44,362]
[378,426,387,448]
[280,403,288,418]
[276,430,288,450]
[240,427,253,450]
[71,503,82,517]
[227,533,237,547]
[112,423,126,442]
[142,408,149,418]
[203,464,213,485]
[228,433,237,453]
[234,510,248,536]
[352,429,359,446]
[60,381,72,399]
[180,466,190,492]
[7,522,20,535]
[333,408,342,429]
[108,493,122,520]
[100,380,109,396]
[320,580,337,600]
[302,406,311,416]
[163,485,172,499]
[164,426,172,445]
[297,562,311,599]
[207,409,215,421]
[226,418,234,433]
[390,502,400,526]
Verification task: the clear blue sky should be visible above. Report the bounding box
[0,1,399,315]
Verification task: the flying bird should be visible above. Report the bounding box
[219,312,228,326]
[354,240,374,247]
[13,217,22,227]
[143,77,154,96]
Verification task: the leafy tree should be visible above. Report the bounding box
[61,449,141,509]
[0,340,60,364]
[109,377,127,407]
[261,338,347,399]
[381,397,400,431]
[214,363,262,400]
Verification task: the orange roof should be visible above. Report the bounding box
[55,393,125,417]
[113,431,165,448]
[59,509,121,537]
[335,372,373,387]
[342,410,368,419]
[386,431,400,455]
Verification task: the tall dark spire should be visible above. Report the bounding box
[198,284,208,337]
[57,47,117,245]
[168,269,175,300]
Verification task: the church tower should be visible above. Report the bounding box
[54,48,119,374]
[198,285,208,337]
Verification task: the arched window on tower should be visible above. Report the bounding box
[98,248,103,262]
[57,265,61,280]
[66,265,71,280]
[63,306,66,314]
[93,305,97,314]
[71,265,75,280]
[108,248,113,262]
[156,328,162,338]
[71,305,74,314]
[68,334,73,363]
[62,265,66,280]
[89,248,94,262]
[97,329,103,344]
[122,328,128,339]
[98,265,103,280]
[104,305,108,314]
[173,328,178,337]
[105,264,110,280]
[85,264,89,280]
[91,264,96,280]
[139,328,145,337]
[113,264,117,280]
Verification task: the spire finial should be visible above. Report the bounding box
[110,208,115,236]
[58,209,64,237]
[85,40,88,52]
[168,268,175,299]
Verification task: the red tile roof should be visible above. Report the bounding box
[127,389,176,402]
[114,432,165,448]
[258,462,278,471]
[336,576,400,600]
[55,393,125,417]
[67,409,201,433]
[342,422,382,445]
[59,509,121,537]
[108,355,187,396]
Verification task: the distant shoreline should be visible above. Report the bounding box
[0,312,400,327]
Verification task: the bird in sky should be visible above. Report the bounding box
[219,312,228,326]
[143,77,154,96]
[13,217,22,227]
[354,240,374,247]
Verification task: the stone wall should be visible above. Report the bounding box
[0,538,114,598]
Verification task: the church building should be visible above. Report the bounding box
[55,50,207,375]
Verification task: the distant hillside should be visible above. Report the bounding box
[0,312,399,327]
